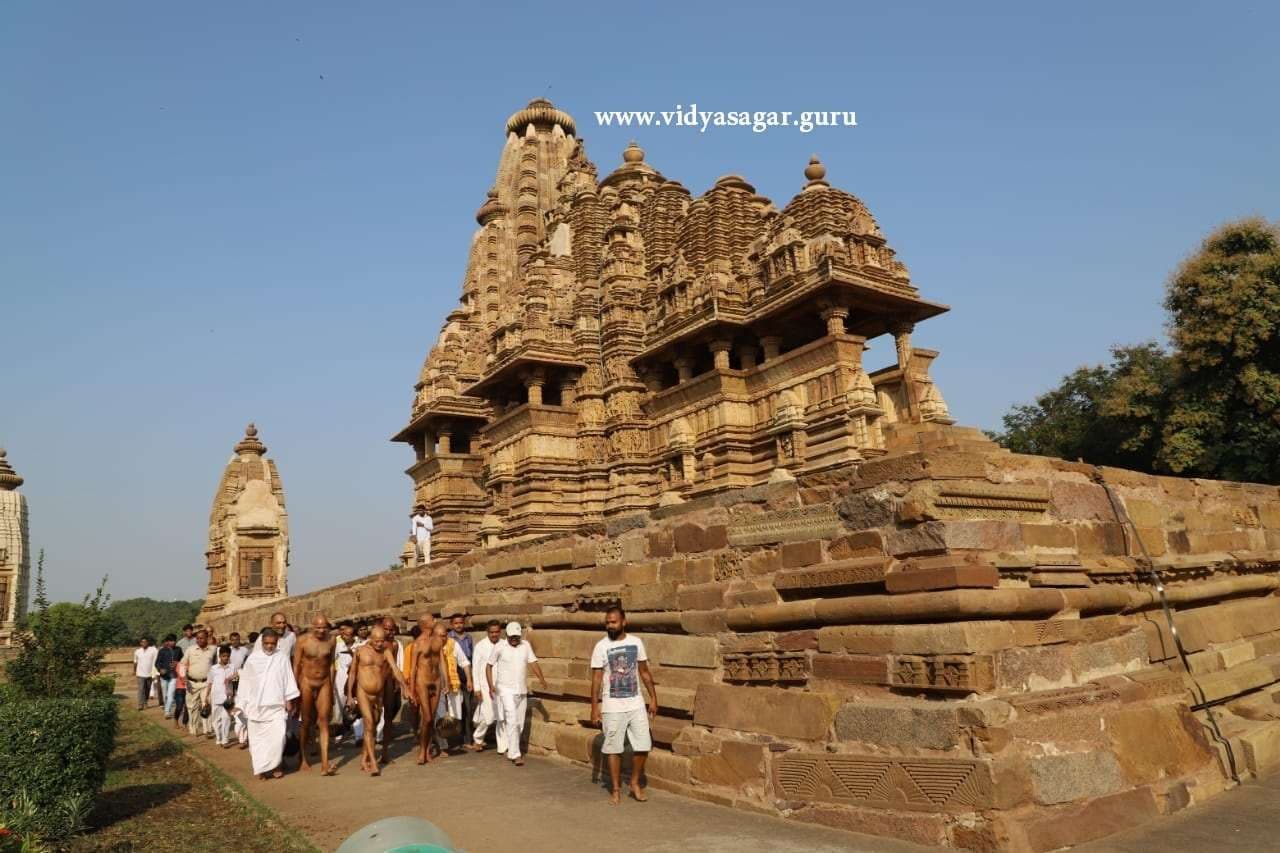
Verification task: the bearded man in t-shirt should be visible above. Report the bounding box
[590,606,658,804]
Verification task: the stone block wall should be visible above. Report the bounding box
[206,427,1280,851]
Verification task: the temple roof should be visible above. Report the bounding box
[0,448,22,491]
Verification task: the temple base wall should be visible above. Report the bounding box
[206,427,1280,851]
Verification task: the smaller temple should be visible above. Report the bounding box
[0,448,30,646]
[197,424,289,622]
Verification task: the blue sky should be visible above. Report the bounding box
[2,2,1277,603]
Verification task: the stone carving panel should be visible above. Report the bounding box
[774,558,889,591]
[723,651,809,683]
[891,654,996,693]
[727,506,843,547]
[773,753,994,812]
[931,483,1050,520]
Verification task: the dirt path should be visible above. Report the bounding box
[143,707,926,853]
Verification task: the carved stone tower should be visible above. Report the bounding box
[197,424,289,622]
[395,100,953,560]
[0,448,30,646]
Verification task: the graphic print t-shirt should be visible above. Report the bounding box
[590,636,648,714]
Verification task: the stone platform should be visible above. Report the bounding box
[205,426,1280,851]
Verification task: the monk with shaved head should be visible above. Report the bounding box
[407,614,445,764]
[348,626,411,774]
[293,614,337,775]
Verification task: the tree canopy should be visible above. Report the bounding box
[994,218,1280,484]
[102,597,204,645]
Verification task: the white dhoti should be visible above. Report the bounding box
[333,668,349,725]
[247,711,288,775]
[497,692,527,760]
[233,707,248,745]
[473,688,505,751]
[237,648,299,776]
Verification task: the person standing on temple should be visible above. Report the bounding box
[133,636,157,711]
[410,504,433,564]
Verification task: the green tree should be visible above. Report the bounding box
[1158,218,1280,482]
[103,597,203,645]
[994,342,1173,471]
[5,554,118,698]
[994,218,1280,484]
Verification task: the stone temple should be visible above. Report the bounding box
[197,424,289,622]
[0,448,30,646]
[208,101,1280,850]
[392,98,951,561]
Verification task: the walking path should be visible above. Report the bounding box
[146,704,1280,852]
[144,707,926,853]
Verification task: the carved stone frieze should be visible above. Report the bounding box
[727,506,843,547]
[890,654,996,693]
[723,651,810,683]
[773,753,994,812]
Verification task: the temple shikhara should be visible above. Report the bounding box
[0,448,30,646]
[204,101,1280,851]
[197,423,290,622]
[393,98,952,560]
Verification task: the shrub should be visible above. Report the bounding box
[0,691,118,840]
[5,556,116,699]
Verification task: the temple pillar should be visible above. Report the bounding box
[891,321,919,420]
[675,356,695,383]
[709,340,733,370]
[737,343,759,371]
[560,379,577,407]
[524,370,546,406]
[892,321,914,372]
[438,426,453,454]
[760,335,782,362]
[821,305,849,336]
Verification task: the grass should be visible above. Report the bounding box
[63,705,316,853]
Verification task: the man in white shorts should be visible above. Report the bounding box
[590,606,659,804]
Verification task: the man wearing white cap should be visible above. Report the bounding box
[485,621,547,766]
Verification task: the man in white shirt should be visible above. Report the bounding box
[410,505,434,564]
[133,637,158,711]
[590,606,658,804]
[239,628,300,780]
[228,632,250,672]
[208,646,236,747]
[485,622,547,766]
[332,620,357,734]
[468,620,506,753]
[253,612,297,661]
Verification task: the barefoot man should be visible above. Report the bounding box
[406,614,443,764]
[293,614,337,775]
[590,606,658,804]
[347,626,410,775]
[239,628,299,780]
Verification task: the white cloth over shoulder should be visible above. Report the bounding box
[251,630,296,661]
[238,649,300,775]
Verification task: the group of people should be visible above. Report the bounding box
[131,605,660,802]
[132,624,251,741]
